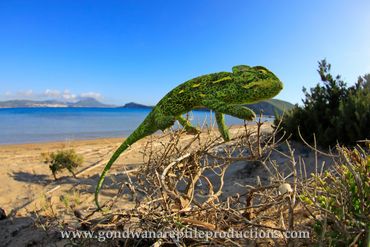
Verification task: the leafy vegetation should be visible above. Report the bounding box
[275,59,370,147]
[300,146,370,246]
[42,149,83,180]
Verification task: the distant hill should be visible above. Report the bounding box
[247,99,294,116]
[121,99,294,116]
[265,99,295,112]
[71,98,115,108]
[119,102,153,109]
[0,98,115,108]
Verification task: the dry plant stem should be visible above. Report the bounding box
[244,184,277,219]
[297,126,338,157]
[285,141,297,247]
[155,170,171,213]
[256,112,263,157]
[160,153,191,204]
[349,229,366,247]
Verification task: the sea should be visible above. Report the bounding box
[0,108,274,145]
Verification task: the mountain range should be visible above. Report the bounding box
[0,98,114,108]
[0,98,294,115]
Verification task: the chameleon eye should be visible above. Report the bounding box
[253,66,268,74]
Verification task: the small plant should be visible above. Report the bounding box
[60,190,82,211]
[42,149,83,180]
[300,145,370,246]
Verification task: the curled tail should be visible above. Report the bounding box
[95,113,157,209]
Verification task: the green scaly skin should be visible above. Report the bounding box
[95,65,283,208]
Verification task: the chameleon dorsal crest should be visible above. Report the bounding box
[232,65,251,74]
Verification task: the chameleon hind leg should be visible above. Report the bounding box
[215,112,230,141]
[176,115,200,134]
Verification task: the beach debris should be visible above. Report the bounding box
[278,183,293,195]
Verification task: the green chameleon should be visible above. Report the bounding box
[95,65,283,208]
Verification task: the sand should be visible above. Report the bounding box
[0,126,257,214]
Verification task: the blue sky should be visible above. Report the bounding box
[0,0,369,105]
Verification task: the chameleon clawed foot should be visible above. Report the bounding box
[185,126,201,135]
[176,115,200,135]
[244,111,256,121]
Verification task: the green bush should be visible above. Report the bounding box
[42,149,83,180]
[275,59,370,147]
[337,74,370,144]
[299,146,370,246]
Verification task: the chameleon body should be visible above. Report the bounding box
[95,65,283,208]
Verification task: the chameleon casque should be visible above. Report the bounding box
[95,65,283,208]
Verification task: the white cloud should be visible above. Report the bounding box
[61,90,77,101]
[1,90,34,100]
[44,89,61,98]
[21,90,33,97]
[1,89,104,102]
[43,89,78,101]
[80,92,103,100]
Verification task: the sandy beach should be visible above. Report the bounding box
[0,137,121,211]
[0,126,258,215]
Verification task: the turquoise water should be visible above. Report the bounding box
[0,108,273,144]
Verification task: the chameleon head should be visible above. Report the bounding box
[232,65,283,103]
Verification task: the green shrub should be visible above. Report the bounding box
[336,74,370,144]
[42,149,83,180]
[275,59,370,147]
[299,146,370,246]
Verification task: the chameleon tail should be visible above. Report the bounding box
[94,113,156,209]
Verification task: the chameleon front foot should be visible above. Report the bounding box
[185,126,201,135]
[176,115,200,135]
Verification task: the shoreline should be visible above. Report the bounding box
[0,136,126,148]
[0,124,259,147]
